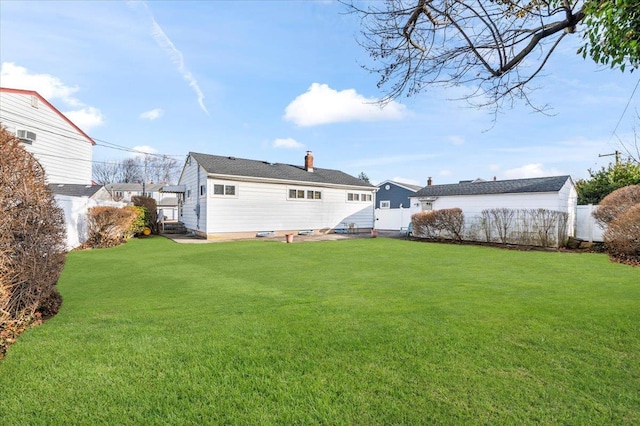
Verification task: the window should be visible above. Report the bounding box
[186,189,191,198]
[200,185,206,196]
[347,193,372,202]
[288,187,321,200]
[306,190,322,199]
[380,200,390,209]
[212,183,236,197]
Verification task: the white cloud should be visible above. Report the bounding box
[1,62,80,105]
[139,108,164,120]
[438,169,452,177]
[284,83,408,126]
[503,163,563,179]
[1,62,105,131]
[447,135,465,146]
[63,107,104,132]
[273,138,304,149]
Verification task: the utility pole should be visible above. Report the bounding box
[599,150,621,165]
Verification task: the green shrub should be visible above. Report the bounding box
[125,205,147,237]
[132,196,158,234]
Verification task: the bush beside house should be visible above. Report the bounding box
[593,185,640,265]
[1,128,67,359]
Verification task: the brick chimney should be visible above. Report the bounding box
[427,177,432,186]
[305,151,314,172]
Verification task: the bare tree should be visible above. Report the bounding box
[345,0,636,110]
[93,156,180,185]
[146,155,179,184]
[119,158,143,183]
[93,161,122,185]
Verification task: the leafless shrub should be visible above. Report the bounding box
[1,127,66,357]
[411,208,464,241]
[437,208,465,241]
[592,185,640,226]
[603,204,640,264]
[480,210,493,242]
[489,208,515,244]
[85,206,137,248]
[411,211,438,238]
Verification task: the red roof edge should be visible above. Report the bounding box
[0,87,97,146]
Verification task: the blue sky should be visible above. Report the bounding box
[1,0,639,186]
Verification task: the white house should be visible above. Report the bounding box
[409,176,578,241]
[0,87,94,185]
[0,87,115,249]
[178,151,375,239]
[103,182,180,220]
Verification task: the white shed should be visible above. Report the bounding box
[409,176,578,241]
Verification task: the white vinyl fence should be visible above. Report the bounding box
[55,195,125,250]
[375,207,413,230]
[575,205,605,242]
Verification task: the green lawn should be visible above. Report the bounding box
[1,237,639,424]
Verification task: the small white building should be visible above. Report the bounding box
[409,176,578,240]
[0,87,95,185]
[103,182,180,220]
[178,151,375,239]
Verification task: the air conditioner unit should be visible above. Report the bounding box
[17,129,36,144]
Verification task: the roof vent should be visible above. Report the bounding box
[228,156,236,160]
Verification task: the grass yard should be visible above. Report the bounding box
[1,237,639,424]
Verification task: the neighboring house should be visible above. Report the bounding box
[178,151,375,238]
[48,184,122,250]
[1,87,105,250]
[409,175,578,241]
[103,182,180,220]
[48,183,112,201]
[375,179,423,230]
[0,87,95,185]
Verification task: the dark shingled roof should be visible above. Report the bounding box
[190,152,374,188]
[414,175,572,197]
[48,183,104,197]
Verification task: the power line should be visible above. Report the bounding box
[1,110,185,159]
[610,75,640,139]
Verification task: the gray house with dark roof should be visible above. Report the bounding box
[409,175,577,240]
[177,151,375,238]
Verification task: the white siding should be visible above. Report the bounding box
[204,179,374,235]
[0,91,93,184]
[177,157,204,232]
[409,185,577,242]
[178,155,375,237]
